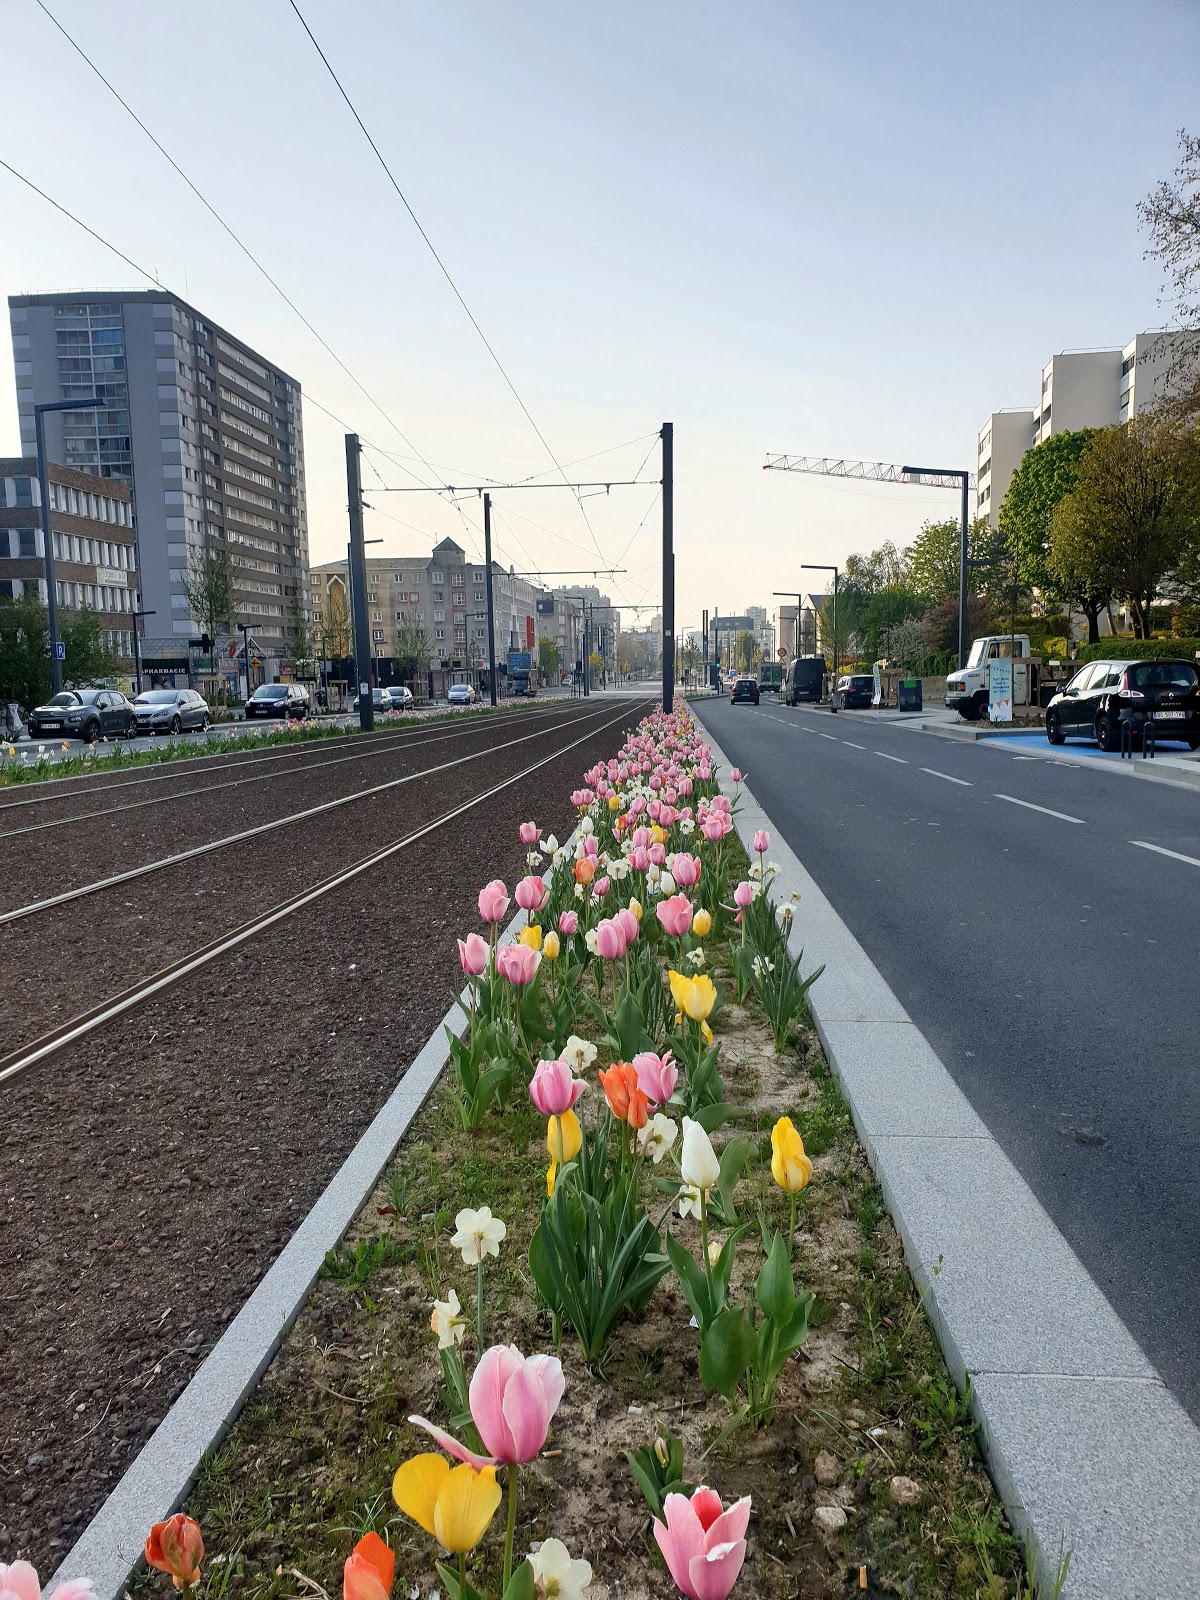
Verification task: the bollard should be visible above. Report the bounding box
[1143,720,1156,760]
[1120,718,1134,760]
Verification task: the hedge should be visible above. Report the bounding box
[1074,637,1200,664]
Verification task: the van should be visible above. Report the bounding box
[784,656,828,705]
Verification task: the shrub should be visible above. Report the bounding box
[1074,636,1200,664]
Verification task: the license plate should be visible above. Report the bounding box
[1154,710,1187,720]
[43,722,61,729]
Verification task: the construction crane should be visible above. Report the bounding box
[763,453,978,667]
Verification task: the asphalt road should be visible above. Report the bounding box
[694,693,1200,1420]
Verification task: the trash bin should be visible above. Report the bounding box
[897,678,923,712]
[1039,682,1057,709]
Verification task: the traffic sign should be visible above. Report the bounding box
[778,646,787,661]
[55,641,66,660]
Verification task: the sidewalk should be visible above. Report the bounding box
[696,714,1200,1599]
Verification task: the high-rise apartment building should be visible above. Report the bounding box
[8,291,309,664]
[537,585,621,670]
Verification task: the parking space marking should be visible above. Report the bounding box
[842,740,866,750]
[1130,840,1200,869]
[876,752,908,764]
[995,793,1085,824]
[920,768,972,786]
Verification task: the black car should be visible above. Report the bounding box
[352,687,403,714]
[133,688,210,734]
[835,673,875,710]
[27,688,138,741]
[730,675,760,705]
[1045,658,1200,750]
[246,682,310,719]
[784,656,828,705]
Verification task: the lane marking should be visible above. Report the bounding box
[818,732,838,741]
[995,793,1085,824]
[876,752,908,764]
[842,740,866,750]
[921,767,972,786]
[1130,840,1200,869]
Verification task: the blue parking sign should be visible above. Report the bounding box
[55,641,66,660]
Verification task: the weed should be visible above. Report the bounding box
[319,1237,402,1287]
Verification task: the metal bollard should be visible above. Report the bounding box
[1120,719,1134,760]
[1143,721,1156,760]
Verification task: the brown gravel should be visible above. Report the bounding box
[0,696,651,1572]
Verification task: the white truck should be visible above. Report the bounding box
[945,635,1032,721]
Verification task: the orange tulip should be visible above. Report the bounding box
[598,1061,649,1129]
[344,1531,395,1600]
[574,857,596,885]
[145,1514,204,1591]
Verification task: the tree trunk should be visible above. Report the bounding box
[1085,604,1101,644]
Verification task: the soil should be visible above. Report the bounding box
[0,695,653,1572]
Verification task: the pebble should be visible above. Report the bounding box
[813,1449,840,1486]
[813,1505,847,1534]
[889,1475,922,1506]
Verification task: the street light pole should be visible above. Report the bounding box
[34,397,108,692]
[131,607,155,697]
[801,565,840,681]
[902,466,972,668]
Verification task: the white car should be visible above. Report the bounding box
[447,683,476,706]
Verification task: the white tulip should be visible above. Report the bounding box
[680,1117,720,1193]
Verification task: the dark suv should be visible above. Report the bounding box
[246,683,310,719]
[730,676,760,705]
[1045,658,1200,750]
[835,673,875,710]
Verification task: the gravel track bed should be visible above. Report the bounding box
[0,704,599,914]
[0,698,650,1572]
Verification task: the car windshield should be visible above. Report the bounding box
[46,692,81,707]
[252,686,287,699]
[137,691,179,705]
[1130,661,1198,691]
[965,639,987,669]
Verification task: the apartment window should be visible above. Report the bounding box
[432,570,444,583]
[372,629,385,642]
[367,592,378,603]
[451,572,464,586]
[474,589,485,603]
[435,627,445,640]
[433,609,446,623]
[313,608,323,622]
[392,572,405,582]
[978,457,991,480]
[1121,355,1134,376]
[372,611,382,622]
[433,590,444,603]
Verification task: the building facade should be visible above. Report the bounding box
[0,457,136,656]
[536,585,621,674]
[9,291,309,663]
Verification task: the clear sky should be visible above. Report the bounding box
[2,0,1196,637]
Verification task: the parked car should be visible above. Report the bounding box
[351,687,403,714]
[448,683,476,706]
[133,687,210,734]
[245,682,310,719]
[1045,658,1200,750]
[27,688,138,741]
[835,673,876,710]
[385,685,414,709]
[730,675,760,705]
[783,656,828,705]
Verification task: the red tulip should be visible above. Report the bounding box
[144,1514,204,1591]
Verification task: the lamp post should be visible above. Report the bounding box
[902,466,971,668]
[131,607,155,697]
[34,396,109,692]
[801,565,840,682]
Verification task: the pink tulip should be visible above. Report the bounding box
[654,1487,750,1600]
[515,874,549,913]
[733,881,754,909]
[530,1057,586,1116]
[0,1565,95,1600]
[594,917,627,961]
[519,820,540,845]
[700,817,725,844]
[730,768,744,784]
[649,843,667,867]
[616,906,639,944]
[678,777,693,797]
[655,893,693,938]
[582,835,600,858]
[496,943,541,986]
[558,910,579,938]
[752,830,769,855]
[671,852,701,888]
[630,846,651,873]
[457,932,488,977]
[592,875,611,899]
[478,879,510,924]
[648,799,662,821]
[633,1050,677,1106]
[410,1345,565,1467]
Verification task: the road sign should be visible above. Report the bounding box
[55,641,66,660]
[778,646,787,660]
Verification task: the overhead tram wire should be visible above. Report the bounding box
[286,0,615,570]
[0,157,162,285]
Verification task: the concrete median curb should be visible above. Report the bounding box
[694,710,1200,1600]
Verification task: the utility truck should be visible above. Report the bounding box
[945,635,1032,721]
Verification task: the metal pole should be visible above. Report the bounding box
[132,608,155,697]
[661,421,674,712]
[483,493,498,707]
[833,567,840,681]
[345,433,374,731]
[958,472,969,670]
[34,408,63,693]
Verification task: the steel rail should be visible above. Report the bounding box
[0,699,629,924]
[0,697,649,1089]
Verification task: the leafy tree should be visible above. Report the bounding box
[1046,497,1120,644]
[734,630,756,673]
[537,635,560,682]
[317,579,352,664]
[904,515,992,603]
[394,611,433,682]
[920,594,989,659]
[999,429,1099,596]
[1137,127,1200,421]
[181,542,240,679]
[587,649,605,686]
[286,592,314,676]
[61,605,120,685]
[679,639,702,682]
[0,591,51,708]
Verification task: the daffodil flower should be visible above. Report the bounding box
[430,1288,467,1350]
[451,1205,506,1266]
[529,1536,593,1599]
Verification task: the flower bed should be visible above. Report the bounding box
[21,704,1034,1600]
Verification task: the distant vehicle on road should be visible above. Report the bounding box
[756,662,784,695]
[246,683,310,719]
[835,673,876,710]
[27,688,138,741]
[448,683,476,706]
[1045,658,1200,750]
[386,684,414,709]
[508,651,536,696]
[134,688,209,734]
[351,687,403,714]
[730,675,760,705]
[946,635,1032,721]
[783,656,828,705]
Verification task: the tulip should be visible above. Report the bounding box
[592,874,611,899]
[543,930,561,961]
[632,1049,677,1106]
[545,1105,583,1194]
[616,905,639,945]
[144,1515,204,1592]
[730,767,744,783]
[516,874,549,913]
[558,910,579,938]
[733,881,754,910]
[392,1454,501,1554]
[519,820,540,844]
[629,845,651,873]
[496,943,541,987]
[654,1487,750,1600]
[594,917,627,961]
[431,1287,467,1350]
[668,970,717,1023]
[770,1116,812,1194]
[574,857,596,886]
[752,829,769,855]
[649,842,667,866]
[530,1539,593,1600]
[598,1061,649,1129]
[530,1057,587,1117]
[671,851,702,887]
[478,879,510,924]
[656,893,693,938]
[0,1564,95,1600]
[343,1531,394,1600]
[629,896,643,922]
[519,923,543,951]
[458,932,488,977]
[680,1117,720,1195]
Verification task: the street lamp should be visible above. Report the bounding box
[131,607,156,697]
[801,565,840,682]
[902,466,971,668]
[34,396,110,692]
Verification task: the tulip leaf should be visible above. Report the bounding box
[666,1231,712,1329]
[756,1231,795,1322]
[435,1565,487,1600]
[692,1102,752,1135]
[501,1560,536,1600]
[700,1305,756,1400]
[707,1134,753,1225]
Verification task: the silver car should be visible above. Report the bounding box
[134,688,210,734]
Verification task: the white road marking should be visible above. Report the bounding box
[842,740,866,750]
[994,793,1085,824]
[921,767,972,786]
[818,732,838,741]
[876,752,908,764]
[1130,840,1200,869]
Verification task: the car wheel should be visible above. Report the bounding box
[1095,712,1118,752]
[1046,710,1065,746]
[201,715,210,732]
[1188,736,1200,751]
[171,714,182,734]
[84,718,101,742]
[126,717,138,739]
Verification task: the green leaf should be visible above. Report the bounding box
[501,1559,536,1600]
[756,1231,794,1322]
[692,1102,751,1134]
[666,1232,712,1329]
[435,1564,487,1600]
[700,1305,756,1399]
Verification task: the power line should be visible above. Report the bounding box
[286,0,611,566]
[0,155,162,286]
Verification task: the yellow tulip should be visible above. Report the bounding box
[608,793,621,811]
[668,969,716,1023]
[629,896,643,922]
[546,1108,582,1195]
[651,824,667,844]
[543,930,561,961]
[692,908,712,938]
[519,923,542,951]
[771,1116,813,1193]
[393,1454,501,1554]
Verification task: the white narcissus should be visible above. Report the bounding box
[450,1205,506,1266]
[680,1117,720,1194]
[562,1035,597,1074]
[430,1287,466,1349]
[636,1112,678,1164]
[529,1536,592,1599]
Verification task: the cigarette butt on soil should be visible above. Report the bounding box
[859,1567,868,1590]
[542,1449,563,1459]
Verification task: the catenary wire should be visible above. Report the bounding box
[0,156,162,285]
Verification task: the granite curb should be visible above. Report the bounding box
[693,709,1200,1599]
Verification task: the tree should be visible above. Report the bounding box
[61,605,120,685]
[317,580,352,666]
[537,635,560,683]
[286,592,314,677]
[587,649,605,686]
[180,542,239,679]
[734,630,756,673]
[904,515,992,603]
[679,639,701,683]
[1137,128,1200,421]
[999,429,1100,597]
[394,611,433,683]
[0,591,50,709]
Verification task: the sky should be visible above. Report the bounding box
[1,0,1196,639]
